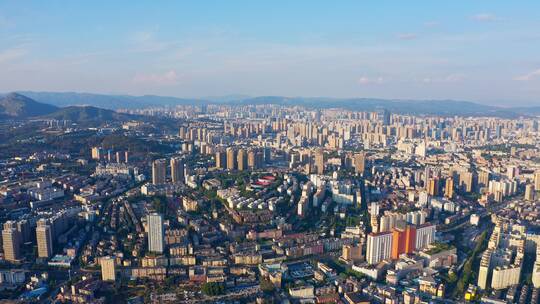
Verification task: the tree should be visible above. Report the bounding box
[201,282,225,296]
[152,196,167,214]
[260,278,275,294]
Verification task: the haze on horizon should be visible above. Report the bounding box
[1,1,540,106]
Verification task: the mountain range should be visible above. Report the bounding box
[0,93,58,119]
[0,93,130,123]
[1,91,539,118]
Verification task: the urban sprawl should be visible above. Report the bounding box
[1,104,540,304]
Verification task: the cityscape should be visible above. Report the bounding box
[1,1,540,304]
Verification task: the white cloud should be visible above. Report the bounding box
[133,70,180,86]
[421,74,465,83]
[514,69,540,81]
[358,76,385,85]
[132,30,153,43]
[0,48,27,64]
[397,33,418,40]
[471,13,499,22]
[129,28,173,53]
[424,21,439,27]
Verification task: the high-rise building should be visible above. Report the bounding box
[354,152,366,175]
[391,224,416,259]
[263,147,271,164]
[107,149,113,162]
[379,109,391,125]
[36,219,53,259]
[315,149,324,175]
[524,184,535,201]
[477,250,492,289]
[247,149,257,169]
[491,265,521,290]
[2,221,21,262]
[91,147,104,160]
[226,147,237,170]
[16,220,31,244]
[459,171,474,193]
[237,148,247,171]
[366,232,393,265]
[342,244,363,262]
[535,171,540,192]
[478,171,491,189]
[370,202,380,233]
[100,256,116,281]
[147,213,164,254]
[415,224,436,250]
[215,151,226,169]
[507,165,519,180]
[427,178,439,197]
[179,126,187,139]
[170,157,185,184]
[444,177,454,198]
[152,159,167,185]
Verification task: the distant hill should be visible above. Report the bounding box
[17,91,201,110]
[3,91,539,117]
[0,93,132,124]
[510,106,540,116]
[0,93,58,118]
[42,106,131,123]
[232,96,521,117]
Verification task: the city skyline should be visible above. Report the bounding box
[1,1,540,105]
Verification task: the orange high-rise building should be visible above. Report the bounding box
[391,225,416,259]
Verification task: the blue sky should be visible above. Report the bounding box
[1,1,539,105]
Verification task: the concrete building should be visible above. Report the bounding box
[444,177,454,198]
[392,225,416,259]
[147,213,164,254]
[491,265,521,290]
[459,171,474,193]
[366,232,393,265]
[524,184,535,201]
[226,147,237,170]
[36,219,53,259]
[2,221,21,262]
[237,148,247,171]
[341,244,363,262]
[315,149,324,175]
[354,152,365,175]
[215,151,226,169]
[170,157,185,184]
[427,178,439,197]
[415,224,436,250]
[477,250,492,289]
[152,159,167,185]
[535,171,540,192]
[100,256,116,281]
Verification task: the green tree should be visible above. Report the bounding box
[260,278,275,294]
[201,282,225,296]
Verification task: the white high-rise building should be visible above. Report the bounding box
[415,224,436,250]
[366,232,393,265]
[491,265,521,290]
[147,213,164,254]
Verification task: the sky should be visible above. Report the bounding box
[1,1,540,106]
